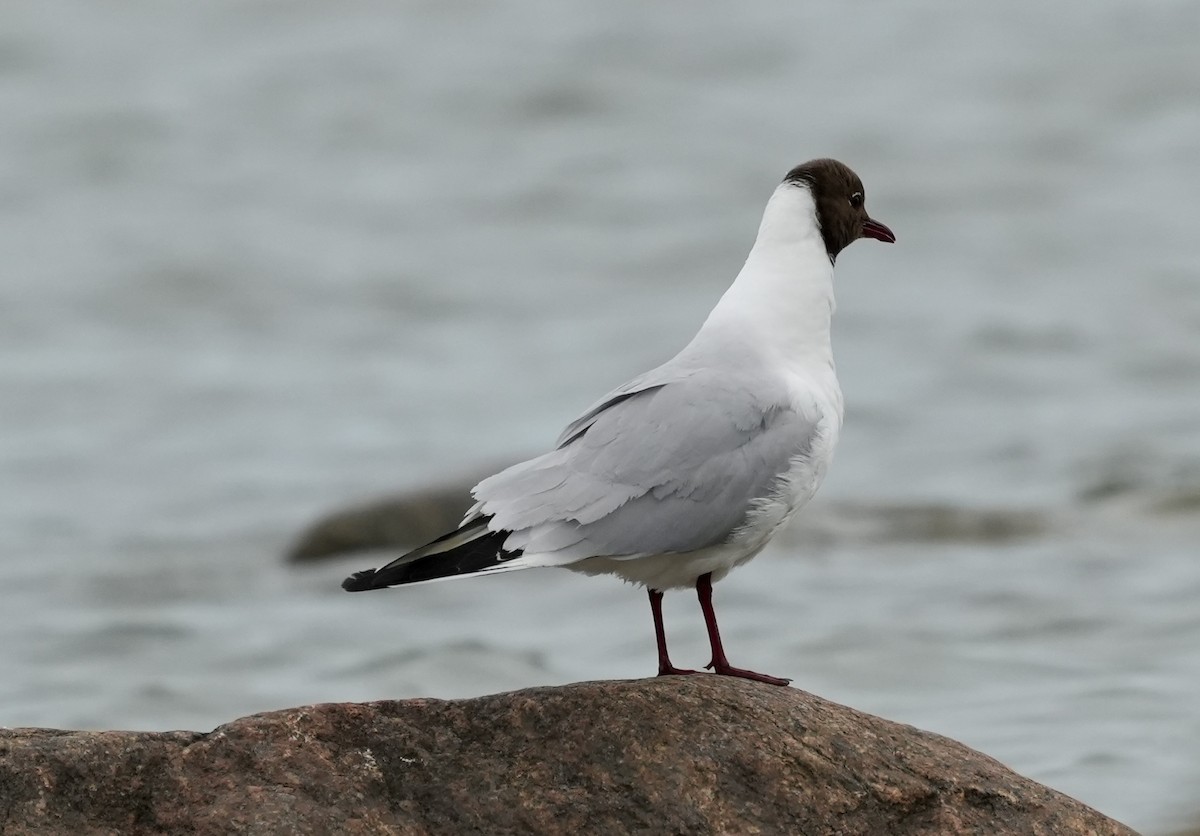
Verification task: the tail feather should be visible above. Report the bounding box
[341,516,524,591]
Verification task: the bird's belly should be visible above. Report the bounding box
[567,434,836,591]
[566,543,766,590]
[733,444,832,553]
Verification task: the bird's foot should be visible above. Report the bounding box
[656,663,702,677]
[705,661,791,686]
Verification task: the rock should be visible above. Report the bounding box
[0,677,1135,835]
[827,500,1049,544]
[286,482,1050,564]
[285,485,478,563]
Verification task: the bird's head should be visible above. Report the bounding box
[783,158,895,262]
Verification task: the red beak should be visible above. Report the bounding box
[861,217,896,243]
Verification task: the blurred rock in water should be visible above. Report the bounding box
[285,482,480,563]
[286,476,1050,563]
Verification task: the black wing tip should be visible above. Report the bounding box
[342,570,379,592]
[340,523,521,591]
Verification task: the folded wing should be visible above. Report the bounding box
[473,368,818,561]
[344,366,821,590]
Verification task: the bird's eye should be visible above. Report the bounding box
[849,192,864,208]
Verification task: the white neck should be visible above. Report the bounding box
[697,184,836,367]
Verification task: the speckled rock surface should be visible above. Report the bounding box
[0,677,1136,835]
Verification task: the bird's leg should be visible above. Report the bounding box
[696,573,791,686]
[649,588,700,677]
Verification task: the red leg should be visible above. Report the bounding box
[649,588,700,677]
[696,573,791,686]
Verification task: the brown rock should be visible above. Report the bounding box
[285,483,1051,565]
[285,483,480,563]
[0,677,1137,835]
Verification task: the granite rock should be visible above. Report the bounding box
[0,677,1136,835]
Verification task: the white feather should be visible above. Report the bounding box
[468,181,845,589]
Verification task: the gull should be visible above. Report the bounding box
[344,159,895,685]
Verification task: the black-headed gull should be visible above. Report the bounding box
[344,159,895,686]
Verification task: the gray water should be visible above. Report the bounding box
[3,2,1200,831]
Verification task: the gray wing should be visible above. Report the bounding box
[554,364,700,448]
[470,368,819,559]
